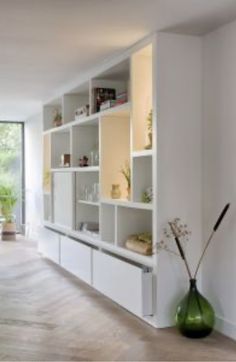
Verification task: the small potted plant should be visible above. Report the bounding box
[0,184,18,241]
[53,108,62,127]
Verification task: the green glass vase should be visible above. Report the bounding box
[175,279,215,338]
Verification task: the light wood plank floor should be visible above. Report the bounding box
[0,239,235,361]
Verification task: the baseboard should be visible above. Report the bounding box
[215,315,236,340]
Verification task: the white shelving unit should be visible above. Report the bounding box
[42,41,154,324]
[41,32,202,329]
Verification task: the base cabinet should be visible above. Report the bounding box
[60,236,92,284]
[93,250,153,317]
[39,228,153,319]
[38,227,60,264]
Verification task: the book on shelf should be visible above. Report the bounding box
[114,99,127,106]
[99,92,128,111]
[100,99,116,111]
[93,87,116,113]
[116,92,127,101]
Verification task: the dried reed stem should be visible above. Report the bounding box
[169,222,192,279]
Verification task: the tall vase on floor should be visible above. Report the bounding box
[175,279,215,338]
[159,203,230,338]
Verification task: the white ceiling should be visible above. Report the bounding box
[1,0,236,121]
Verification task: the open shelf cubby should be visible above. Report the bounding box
[63,81,90,124]
[75,203,100,236]
[91,59,130,114]
[100,110,130,200]
[76,171,99,204]
[116,206,152,249]
[51,129,71,168]
[75,172,100,237]
[43,97,62,131]
[132,155,152,203]
[72,122,99,168]
[131,44,152,152]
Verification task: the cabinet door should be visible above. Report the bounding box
[53,172,74,229]
[93,250,153,317]
[60,236,92,284]
[38,227,60,264]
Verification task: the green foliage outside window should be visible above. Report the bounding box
[0,123,21,186]
[0,123,22,220]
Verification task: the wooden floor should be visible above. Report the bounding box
[0,239,236,361]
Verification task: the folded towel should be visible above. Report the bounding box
[125,236,152,256]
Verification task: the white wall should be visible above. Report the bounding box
[156,33,203,327]
[203,21,236,340]
[24,113,43,239]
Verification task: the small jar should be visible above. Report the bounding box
[111,184,121,199]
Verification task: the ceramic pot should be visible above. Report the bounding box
[2,222,16,241]
[111,184,121,199]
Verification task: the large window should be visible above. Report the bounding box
[0,122,24,230]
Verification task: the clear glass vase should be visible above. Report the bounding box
[175,279,215,338]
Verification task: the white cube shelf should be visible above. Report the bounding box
[51,129,71,169]
[42,33,203,329]
[132,156,152,203]
[116,206,152,248]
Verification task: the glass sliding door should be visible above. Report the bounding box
[0,122,24,231]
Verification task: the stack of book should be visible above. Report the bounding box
[93,88,116,112]
[100,99,116,111]
[99,91,128,111]
[114,92,127,106]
